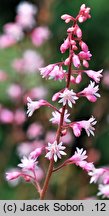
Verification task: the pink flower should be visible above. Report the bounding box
[45,141,66,162]
[78,4,91,23]
[17,142,33,158]
[18,156,37,171]
[12,50,44,74]
[3,23,24,41]
[97,184,109,198]
[16,1,37,29]
[0,34,16,48]
[22,50,44,73]
[16,14,36,29]
[88,167,109,184]
[72,54,81,68]
[67,148,94,171]
[79,51,92,61]
[70,116,97,137]
[27,123,43,139]
[39,64,55,78]
[50,109,71,125]
[79,81,100,102]
[28,87,48,100]
[6,171,21,181]
[78,161,94,172]
[85,69,103,83]
[0,108,14,124]
[48,65,66,81]
[61,131,73,145]
[29,147,43,159]
[31,27,51,47]
[14,109,26,125]
[16,2,37,16]
[58,88,78,107]
[7,84,22,100]
[27,97,47,117]
[68,148,87,165]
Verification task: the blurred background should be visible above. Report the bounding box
[0,0,109,199]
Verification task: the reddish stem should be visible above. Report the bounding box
[40,34,73,200]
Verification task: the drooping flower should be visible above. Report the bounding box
[39,64,55,78]
[45,141,66,162]
[84,69,103,83]
[88,167,109,184]
[58,88,78,107]
[27,97,46,117]
[68,148,88,165]
[6,171,21,181]
[79,81,100,102]
[70,116,97,137]
[50,109,71,125]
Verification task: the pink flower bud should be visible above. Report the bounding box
[76,26,82,38]
[61,129,67,136]
[70,76,76,84]
[64,57,70,65]
[71,123,82,137]
[75,73,82,84]
[52,92,60,101]
[60,37,70,53]
[79,41,88,52]
[72,54,81,68]
[83,59,89,68]
[29,147,43,159]
[61,14,72,23]
[23,175,31,182]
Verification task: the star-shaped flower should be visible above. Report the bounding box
[45,141,66,162]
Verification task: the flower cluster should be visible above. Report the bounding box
[6,4,106,200]
[6,148,43,187]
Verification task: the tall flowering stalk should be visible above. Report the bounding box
[6,4,106,199]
